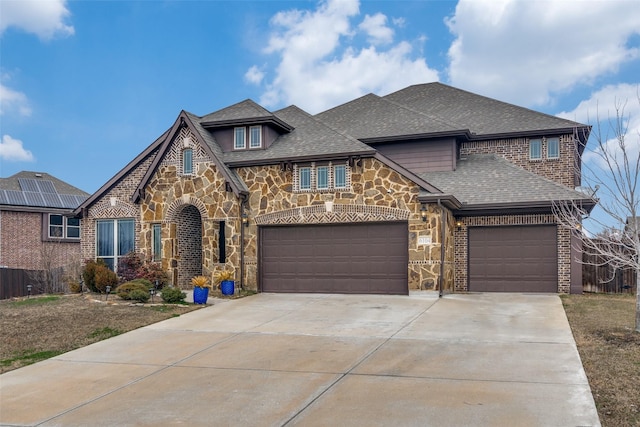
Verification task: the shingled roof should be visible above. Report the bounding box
[316,93,468,141]
[0,171,88,210]
[420,154,595,210]
[222,105,375,165]
[384,82,588,138]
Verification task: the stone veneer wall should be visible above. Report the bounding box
[237,157,450,291]
[461,134,579,188]
[454,214,571,293]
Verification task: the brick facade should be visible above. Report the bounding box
[0,210,81,271]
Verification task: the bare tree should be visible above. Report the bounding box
[553,93,640,332]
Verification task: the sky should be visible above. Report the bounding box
[1,0,639,231]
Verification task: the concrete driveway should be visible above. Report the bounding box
[0,292,599,426]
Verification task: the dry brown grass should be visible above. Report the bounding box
[0,293,201,373]
[561,293,640,427]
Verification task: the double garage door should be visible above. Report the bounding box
[260,222,408,294]
[468,225,558,292]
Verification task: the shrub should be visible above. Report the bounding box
[117,252,144,282]
[161,287,186,303]
[68,280,82,293]
[83,259,110,293]
[117,281,151,300]
[138,262,169,289]
[128,289,150,303]
[94,266,118,294]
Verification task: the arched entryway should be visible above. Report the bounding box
[176,204,202,287]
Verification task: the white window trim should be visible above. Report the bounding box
[249,125,262,148]
[293,162,351,192]
[547,137,560,159]
[47,214,80,240]
[96,218,135,272]
[529,139,542,161]
[234,127,246,150]
[182,148,193,175]
[316,166,329,190]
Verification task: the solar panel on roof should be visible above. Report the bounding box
[18,178,39,192]
[42,192,64,208]
[0,190,7,204]
[24,191,44,206]
[59,194,77,208]
[37,180,57,193]
[5,190,26,205]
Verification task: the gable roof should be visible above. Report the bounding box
[420,154,596,212]
[316,93,469,142]
[0,171,88,211]
[384,82,589,139]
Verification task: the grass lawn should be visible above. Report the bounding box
[561,293,639,427]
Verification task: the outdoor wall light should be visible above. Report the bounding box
[456,220,463,230]
[241,212,249,227]
[420,205,427,222]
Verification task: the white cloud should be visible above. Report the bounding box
[0,135,35,162]
[0,0,74,40]
[245,65,265,85]
[559,83,640,175]
[0,83,32,116]
[251,0,439,113]
[446,0,640,108]
[359,13,394,45]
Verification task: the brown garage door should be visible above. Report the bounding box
[260,222,408,294]
[469,225,557,292]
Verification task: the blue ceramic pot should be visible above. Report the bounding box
[221,280,234,296]
[193,286,209,304]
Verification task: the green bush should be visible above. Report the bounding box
[82,259,117,293]
[128,289,150,303]
[117,282,151,300]
[161,286,186,303]
[82,259,104,293]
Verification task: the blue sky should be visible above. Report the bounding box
[1,0,639,231]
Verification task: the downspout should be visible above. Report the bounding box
[437,199,447,298]
[239,194,248,291]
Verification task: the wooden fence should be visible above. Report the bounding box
[582,253,637,294]
[0,268,44,299]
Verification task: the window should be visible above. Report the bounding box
[218,221,226,263]
[316,166,329,189]
[234,127,246,149]
[334,165,346,188]
[299,167,311,190]
[152,224,162,262]
[48,214,80,239]
[97,219,135,271]
[529,139,542,160]
[182,148,193,175]
[249,126,262,148]
[547,137,559,159]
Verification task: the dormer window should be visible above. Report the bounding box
[250,126,262,148]
[234,127,246,149]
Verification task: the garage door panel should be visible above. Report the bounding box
[469,225,557,292]
[261,222,408,294]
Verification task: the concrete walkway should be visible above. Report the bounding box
[0,292,600,426]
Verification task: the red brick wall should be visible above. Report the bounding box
[0,210,81,270]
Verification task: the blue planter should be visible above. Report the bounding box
[193,286,209,304]
[221,280,234,296]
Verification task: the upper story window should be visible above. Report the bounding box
[250,126,262,148]
[294,162,351,192]
[547,137,559,159]
[529,139,542,160]
[234,127,246,149]
[48,214,80,239]
[182,148,193,175]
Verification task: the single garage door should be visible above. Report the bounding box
[469,225,558,292]
[260,222,408,294]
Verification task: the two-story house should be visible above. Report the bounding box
[0,171,89,271]
[75,83,595,294]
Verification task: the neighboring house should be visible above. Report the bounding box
[75,83,595,294]
[0,171,89,271]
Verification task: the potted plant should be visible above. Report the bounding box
[215,270,235,296]
[191,276,211,304]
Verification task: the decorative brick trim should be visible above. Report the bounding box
[165,196,209,222]
[89,198,138,219]
[255,204,410,225]
[162,127,207,171]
